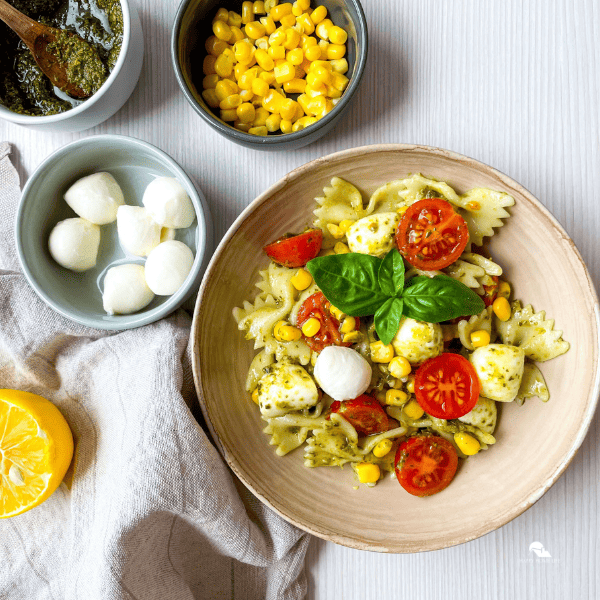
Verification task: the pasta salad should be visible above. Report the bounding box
[233,174,569,496]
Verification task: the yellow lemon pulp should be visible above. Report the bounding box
[0,390,73,518]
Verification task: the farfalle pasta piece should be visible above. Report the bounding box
[365,179,413,214]
[515,362,550,405]
[495,301,570,362]
[396,174,462,205]
[457,307,493,350]
[263,413,327,456]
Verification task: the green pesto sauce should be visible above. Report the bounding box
[0,0,123,116]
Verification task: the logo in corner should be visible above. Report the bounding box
[529,542,552,558]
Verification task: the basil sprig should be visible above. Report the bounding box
[306,249,484,345]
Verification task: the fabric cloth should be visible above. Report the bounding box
[0,143,309,600]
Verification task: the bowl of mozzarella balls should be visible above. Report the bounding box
[16,135,212,330]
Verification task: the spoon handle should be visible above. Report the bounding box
[0,0,41,48]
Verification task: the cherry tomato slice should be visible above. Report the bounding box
[395,435,458,496]
[330,395,389,436]
[263,229,323,268]
[395,198,469,270]
[414,353,480,419]
[296,292,359,352]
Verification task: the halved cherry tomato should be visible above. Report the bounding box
[296,292,359,352]
[414,353,480,419]
[330,395,389,436]
[395,198,469,270]
[394,435,458,496]
[263,229,323,268]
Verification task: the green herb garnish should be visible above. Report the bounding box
[306,249,485,345]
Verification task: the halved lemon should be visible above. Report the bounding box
[0,389,73,518]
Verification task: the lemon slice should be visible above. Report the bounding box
[0,389,73,518]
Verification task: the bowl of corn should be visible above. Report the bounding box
[171,0,368,150]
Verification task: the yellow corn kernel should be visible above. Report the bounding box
[253,106,270,126]
[302,36,318,51]
[231,25,246,43]
[255,36,269,50]
[213,20,232,42]
[255,48,275,71]
[310,5,327,24]
[245,21,267,39]
[492,297,511,322]
[471,329,491,348]
[329,305,344,321]
[265,0,279,11]
[214,49,235,77]
[264,113,281,132]
[315,19,333,40]
[291,268,312,290]
[251,388,259,404]
[279,98,298,120]
[356,462,380,484]
[292,1,303,17]
[270,2,292,21]
[238,67,257,90]
[282,28,301,50]
[330,58,349,73]
[331,72,349,91]
[260,14,276,34]
[281,13,296,27]
[389,356,412,379]
[215,79,238,101]
[262,88,284,112]
[385,389,408,407]
[397,205,408,216]
[326,223,344,239]
[220,108,238,121]
[234,40,255,64]
[234,62,248,81]
[298,0,310,9]
[305,95,327,116]
[342,331,360,343]
[267,45,285,60]
[317,39,329,55]
[283,78,307,94]
[372,439,393,458]
[308,66,331,85]
[340,316,356,334]
[201,88,220,108]
[304,45,321,62]
[234,121,252,132]
[296,13,315,35]
[213,7,229,23]
[302,317,321,337]
[220,94,242,110]
[203,54,217,75]
[370,341,394,363]
[274,322,302,341]
[280,118,293,133]
[328,25,348,45]
[337,219,354,233]
[236,102,256,123]
[206,36,229,57]
[293,102,305,121]
[250,77,268,97]
[202,73,219,89]
[403,399,425,420]
[242,1,254,23]
[273,320,287,340]
[249,125,269,136]
[454,432,481,456]
[239,87,254,102]
[259,70,276,85]
[253,1,265,14]
[274,61,296,83]
[228,10,243,27]
[498,281,511,299]
[406,375,415,394]
[269,28,286,46]
[333,241,349,254]
[287,48,304,65]
[327,44,346,59]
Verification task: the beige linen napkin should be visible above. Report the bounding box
[0,143,309,600]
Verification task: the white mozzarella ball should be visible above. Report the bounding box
[391,316,443,365]
[313,346,372,401]
[458,397,497,434]
[469,344,525,402]
[257,362,319,418]
[102,264,155,315]
[64,172,124,225]
[144,241,194,295]
[346,212,400,257]
[117,205,161,257]
[48,218,100,272]
[142,177,196,228]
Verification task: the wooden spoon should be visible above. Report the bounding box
[0,0,105,99]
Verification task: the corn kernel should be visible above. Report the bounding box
[279,13,295,27]
[298,0,310,9]
[202,73,219,89]
[251,388,259,404]
[255,48,275,71]
[242,1,254,23]
[471,329,491,348]
[303,45,321,62]
[259,70,276,85]
[291,268,312,290]
[283,28,301,50]
[264,0,278,11]
[454,432,481,456]
[249,125,269,136]
[293,102,305,121]
[333,241,349,254]
[338,219,354,233]
[234,40,255,64]
[213,7,229,23]
[340,316,356,334]
[356,462,380,484]
[328,25,348,45]
[253,106,270,126]
[251,77,269,96]
[329,305,344,321]
[253,1,265,14]
[389,356,412,379]
[266,46,284,61]
[255,36,269,50]
[403,399,425,420]
[331,72,349,91]
[220,93,242,109]
[283,78,307,94]
[279,98,298,120]
[213,20,232,42]
[206,36,229,57]
[326,223,344,239]
[327,44,346,60]
[296,13,315,35]
[269,28,286,46]
[385,389,408,407]
[234,121,252,132]
[302,317,321,337]
[274,61,295,83]
[301,36,318,50]
[214,49,235,77]
[492,297,511,322]
[220,108,238,121]
[280,118,293,133]
[292,1,303,17]
[236,102,256,123]
[310,5,327,24]
[260,15,276,34]
[406,375,415,394]
[201,88,220,108]
[342,331,360,343]
[227,10,242,27]
[330,58,349,73]
[245,21,267,39]
[372,439,393,458]
[287,48,304,65]
[498,281,511,299]
[270,2,292,21]
[370,341,394,363]
[262,88,284,112]
[305,95,327,115]
[315,19,333,40]
[264,113,281,132]
[203,54,217,75]
[215,79,238,101]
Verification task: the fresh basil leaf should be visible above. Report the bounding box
[378,248,405,297]
[306,254,389,316]
[374,297,404,346]
[403,274,485,323]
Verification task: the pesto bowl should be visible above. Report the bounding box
[191,144,600,552]
[0,0,144,133]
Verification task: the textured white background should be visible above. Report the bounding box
[1,0,599,598]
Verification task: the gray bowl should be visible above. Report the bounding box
[171,0,368,151]
[15,135,213,330]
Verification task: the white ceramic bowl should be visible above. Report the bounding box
[0,0,144,133]
[192,144,600,553]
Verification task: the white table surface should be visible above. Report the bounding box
[2,0,599,598]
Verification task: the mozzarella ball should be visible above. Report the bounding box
[391,316,443,365]
[142,177,196,229]
[117,205,161,257]
[257,362,319,418]
[48,218,100,272]
[64,172,125,225]
[469,344,525,402]
[458,397,497,434]
[102,264,155,315]
[143,241,194,296]
[346,212,400,257]
[314,346,372,401]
